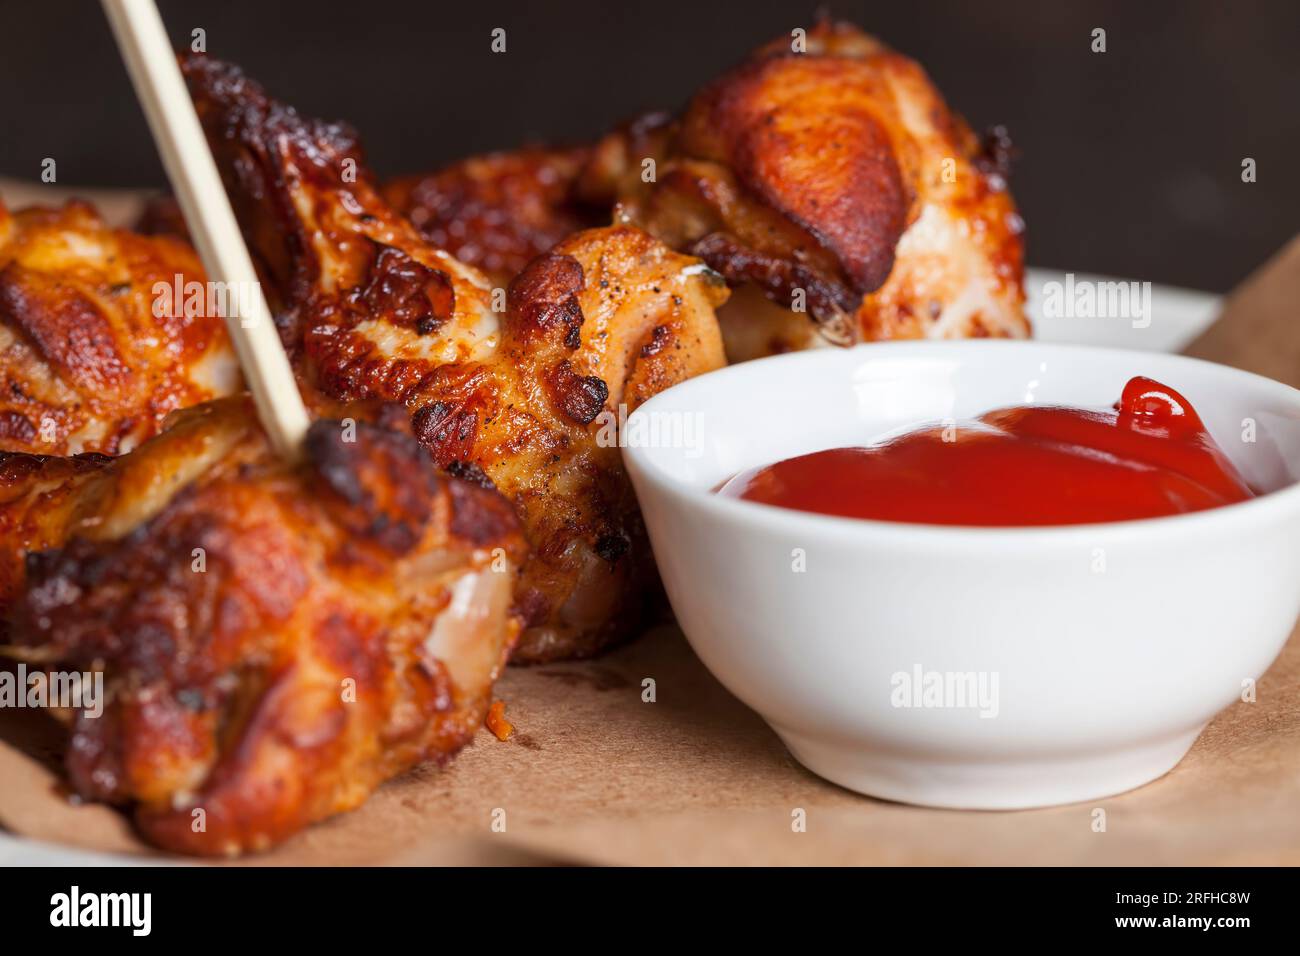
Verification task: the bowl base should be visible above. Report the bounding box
[772,724,1206,810]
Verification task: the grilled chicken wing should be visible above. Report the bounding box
[0,199,238,454]
[4,396,524,855]
[618,20,1028,357]
[181,53,727,662]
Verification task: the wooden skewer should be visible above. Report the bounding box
[101,0,310,460]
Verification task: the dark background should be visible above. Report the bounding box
[1,0,1296,292]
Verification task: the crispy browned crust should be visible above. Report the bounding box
[677,54,909,296]
[8,397,524,856]
[0,450,111,616]
[181,53,727,662]
[385,147,604,287]
[0,199,237,454]
[384,112,678,289]
[507,252,610,424]
[574,111,675,209]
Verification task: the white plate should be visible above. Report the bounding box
[0,269,1225,864]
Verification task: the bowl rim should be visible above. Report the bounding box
[622,340,1300,547]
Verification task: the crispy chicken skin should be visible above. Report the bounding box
[180,53,727,662]
[0,450,110,612]
[5,397,525,855]
[384,146,604,287]
[0,199,238,454]
[383,112,678,290]
[618,20,1028,357]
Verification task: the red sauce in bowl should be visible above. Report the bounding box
[717,377,1255,526]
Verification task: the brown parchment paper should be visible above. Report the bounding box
[1,181,1297,865]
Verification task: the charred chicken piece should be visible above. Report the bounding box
[384,146,605,288]
[619,20,1028,357]
[4,397,524,855]
[181,53,728,662]
[384,112,678,289]
[0,199,238,454]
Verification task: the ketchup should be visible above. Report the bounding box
[718,377,1255,526]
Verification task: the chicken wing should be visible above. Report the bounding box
[0,199,238,454]
[181,53,727,662]
[617,20,1028,357]
[4,396,524,855]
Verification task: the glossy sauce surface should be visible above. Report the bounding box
[717,377,1255,526]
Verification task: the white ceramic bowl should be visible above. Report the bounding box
[623,341,1300,809]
